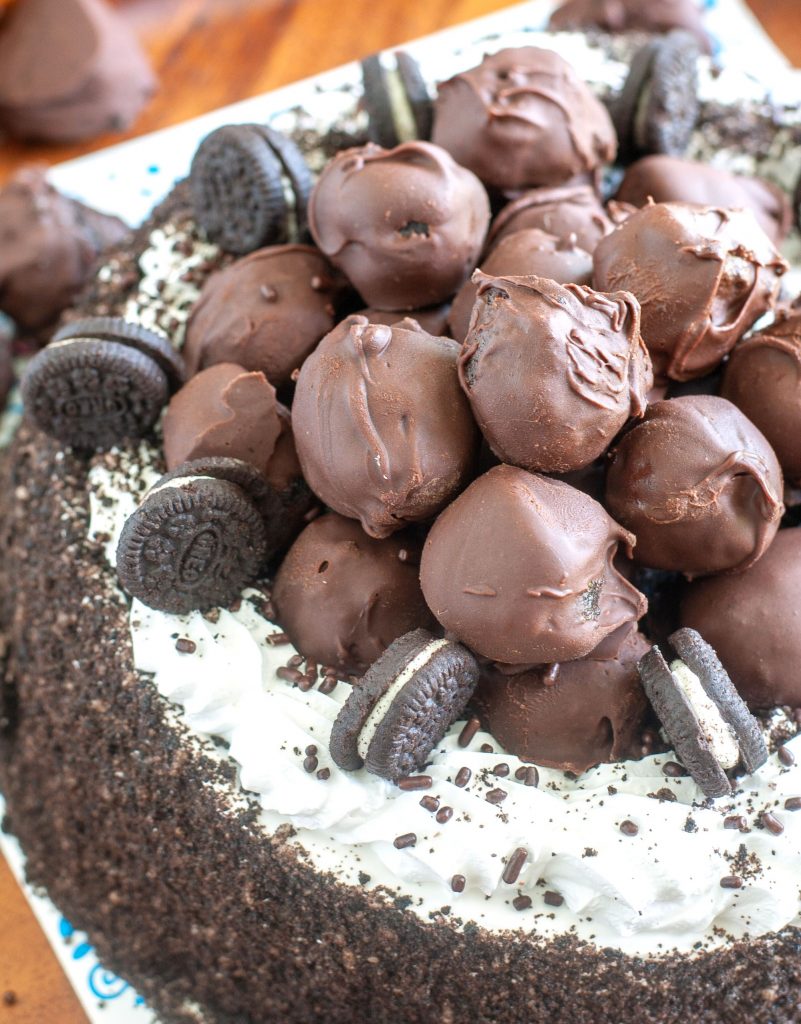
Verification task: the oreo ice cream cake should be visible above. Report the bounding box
[3,7,801,1024]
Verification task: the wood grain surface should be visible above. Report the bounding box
[0,1,798,1021]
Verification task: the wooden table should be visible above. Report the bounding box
[0,1,797,1021]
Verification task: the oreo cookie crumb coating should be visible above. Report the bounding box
[190,123,312,254]
[606,396,784,578]
[681,529,801,708]
[459,273,651,473]
[272,513,436,676]
[184,244,341,385]
[420,465,646,665]
[432,47,616,192]
[593,201,788,382]
[292,315,477,538]
[475,629,652,774]
[308,141,490,310]
[116,475,267,614]
[330,628,479,780]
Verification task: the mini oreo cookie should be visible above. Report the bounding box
[22,337,168,449]
[638,628,767,798]
[613,32,700,163]
[330,629,479,782]
[52,316,187,389]
[361,51,433,148]
[190,123,313,254]
[116,469,268,615]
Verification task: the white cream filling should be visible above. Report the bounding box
[383,62,419,144]
[670,660,741,770]
[357,638,449,761]
[144,474,218,501]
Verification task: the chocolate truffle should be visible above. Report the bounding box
[0,168,127,332]
[272,513,437,675]
[163,363,282,480]
[448,229,593,343]
[308,142,489,311]
[355,305,451,337]
[606,395,784,578]
[459,273,652,473]
[486,184,614,256]
[0,0,155,142]
[680,529,801,708]
[593,202,788,382]
[474,630,651,773]
[419,465,646,665]
[549,0,712,53]
[292,315,478,538]
[721,309,801,485]
[616,156,792,245]
[184,245,341,385]
[431,48,617,192]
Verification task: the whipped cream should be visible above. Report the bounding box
[87,450,801,959]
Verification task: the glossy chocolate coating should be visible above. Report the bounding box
[163,363,282,479]
[721,309,801,485]
[419,465,646,665]
[487,184,614,256]
[0,167,127,331]
[606,395,784,577]
[459,273,652,473]
[593,202,788,382]
[475,629,651,773]
[272,513,437,675]
[308,141,490,311]
[549,0,712,53]
[355,305,451,337]
[0,0,155,142]
[616,156,792,245]
[432,48,617,192]
[292,315,478,538]
[184,244,340,385]
[681,528,801,708]
[448,229,593,343]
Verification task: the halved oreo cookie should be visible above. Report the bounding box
[116,466,268,615]
[612,32,701,164]
[21,337,168,450]
[361,51,433,149]
[53,316,186,389]
[330,629,479,782]
[190,123,313,254]
[638,628,768,798]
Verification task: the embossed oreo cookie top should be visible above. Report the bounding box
[458,273,652,474]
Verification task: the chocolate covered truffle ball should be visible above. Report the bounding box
[606,395,784,578]
[355,304,451,337]
[681,529,801,708]
[616,156,792,245]
[420,465,646,665]
[432,48,617,192]
[163,363,282,479]
[721,309,801,485]
[593,202,788,382]
[487,184,614,256]
[184,245,341,385]
[308,141,489,311]
[549,0,712,52]
[0,167,127,332]
[458,273,652,473]
[448,229,593,342]
[272,513,437,675]
[475,629,651,773]
[292,315,478,538]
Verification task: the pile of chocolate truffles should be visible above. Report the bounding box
[118,42,800,777]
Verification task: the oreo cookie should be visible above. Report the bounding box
[330,629,479,782]
[190,123,313,254]
[116,463,268,615]
[612,32,701,164]
[637,628,767,798]
[361,51,433,149]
